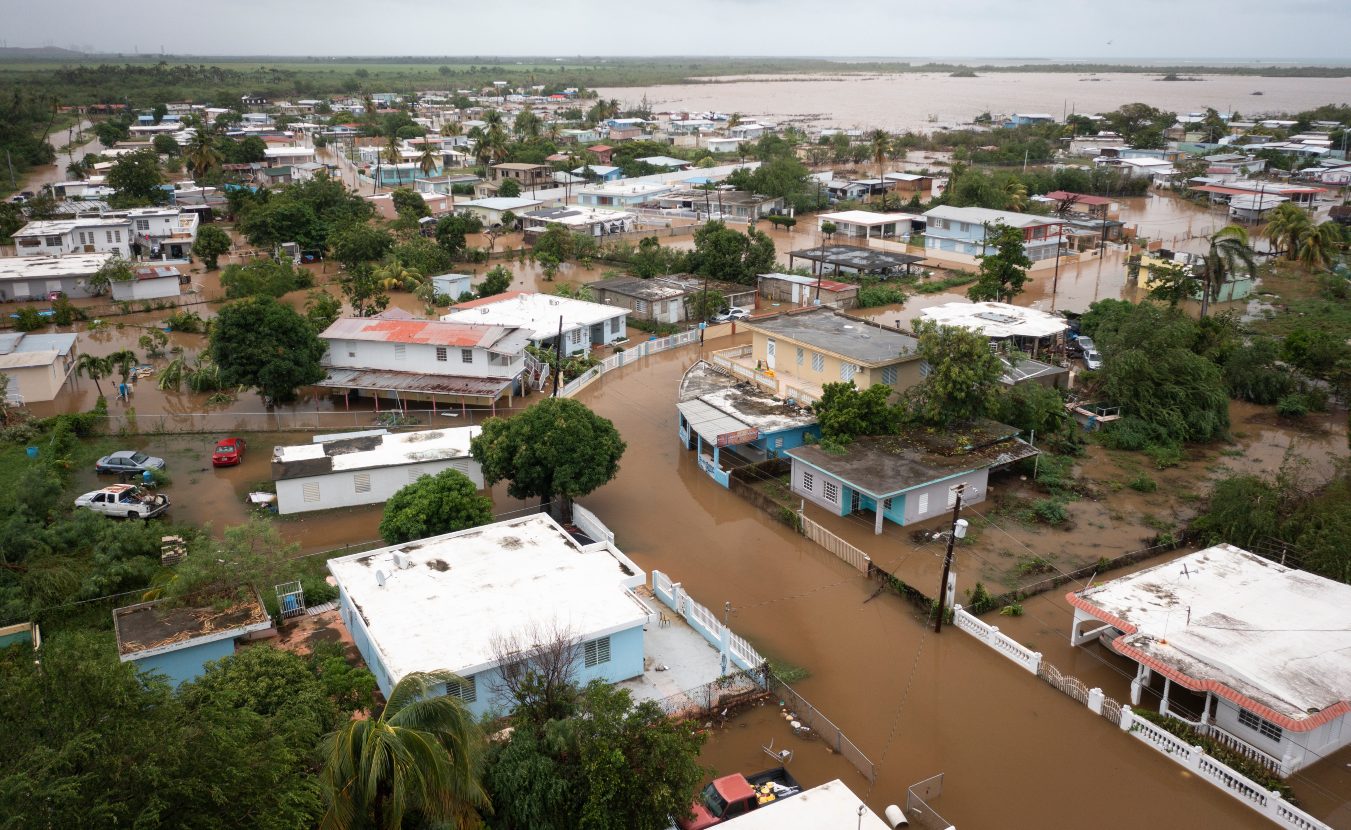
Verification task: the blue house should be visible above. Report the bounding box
[327,513,651,717]
[113,596,274,686]
[678,360,819,488]
[785,420,1037,533]
[0,621,39,650]
[922,205,1063,262]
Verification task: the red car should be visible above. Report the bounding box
[212,437,246,467]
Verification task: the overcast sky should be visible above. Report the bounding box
[12,0,1351,61]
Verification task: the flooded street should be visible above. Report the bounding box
[597,72,1351,131]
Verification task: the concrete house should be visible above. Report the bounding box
[817,210,917,240]
[677,360,819,487]
[882,172,936,200]
[272,427,483,515]
[107,207,200,260]
[577,180,675,209]
[459,197,544,226]
[922,205,1063,262]
[317,314,531,410]
[757,273,858,310]
[713,309,923,403]
[652,188,785,221]
[489,162,553,190]
[786,420,1036,533]
[0,331,78,403]
[442,291,628,356]
[11,217,133,258]
[917,301,1070,357]
[328,513,650,716]
[588,275,754,325]
[1068,544,1351,776]
[520,206,635,239]
[0,253,112,301]
[430,273,474,300]
[113,595,273,687]
[110,265,183,302]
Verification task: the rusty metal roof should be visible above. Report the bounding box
[320,317,530,353]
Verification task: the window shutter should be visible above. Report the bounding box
[917,493,929,515]
[584,636,611,667]
[354,472,372,493]
[302,482,321,502]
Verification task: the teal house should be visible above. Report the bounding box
[113,596,273,687]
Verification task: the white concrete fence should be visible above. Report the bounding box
[951,605,1332,830]
[651,570,766,676]
[559,329,702,398]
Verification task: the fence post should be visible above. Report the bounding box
[1087,687,1104,715]
[1119,705,1133,731]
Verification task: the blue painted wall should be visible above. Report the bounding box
[132,637,237,687]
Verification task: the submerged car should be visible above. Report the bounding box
[74,485,170,519]
[712,307,751,323]
[95,450,166,475]
[212,437,247,467]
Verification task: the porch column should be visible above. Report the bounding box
[1160,677,1172,717]
[874,502,885,535]
[1130,663,1150,706]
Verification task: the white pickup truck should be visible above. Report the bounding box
[74,485,171,519]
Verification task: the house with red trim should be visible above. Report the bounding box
[1068,544,1351,775]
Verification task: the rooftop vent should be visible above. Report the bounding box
[392,552,410,570]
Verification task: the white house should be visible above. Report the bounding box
[271,426,483,515]
[0,253,112,301]
[576,180,674,209]
[818,210,917,240]
[1068,543,1351,775]
[922,205,1063,262]
[430,273,474,300]
[520,206,635,238]
[918,301,1070,356]
[720,780,891,829]
[442,291,628,357]
[263,146,317,167]
[459,197,543,226]
[317,313,532,410]
[0,331,78,403]
[327,513,650,715]
[11,217,133,258]
[110,265,183,302]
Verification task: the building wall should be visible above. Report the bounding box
[0,274,98,302]
[750,424,821,459]
[898,469,989,524]
[111,277,181,302]
[131,637,237,687]
[276,457,484,514]
[1212,698,1351,773]
[790,459,851,517]
[324,337,522,379]
[6,360,72,403]
[790,458,989,526]
[751,331,921,394]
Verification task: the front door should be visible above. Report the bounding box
[851,489,861,514]
[766,338,776,370]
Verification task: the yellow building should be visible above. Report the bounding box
[711,309,922,404]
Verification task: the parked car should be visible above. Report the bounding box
[1070,335,1095,358]
[212,437,247,467]
[712,307,751,323]
[676,767,802,829]
[94,450,166,475]
[74,484,170,519]
[1083,349,1104,371]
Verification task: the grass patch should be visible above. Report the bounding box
[765,657,811,684]
[1127,473,1157,493]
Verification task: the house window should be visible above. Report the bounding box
[136,219,150,231]
[840,363,856,382]
[610,317,622,334]
[461,348,474,364]
[302,482,321,502]
[106,231,115,243]
[823,481,839,504]
[446,675,477,703]
[114,230,122,242]
[583,636,612,668]
[394,344,407,361]
[46,237,61,247]
[773,437,784,449]
[801,470,814,492]
[1238,709,1283,742]
[917,493,929,515]
[811,353,824,372]
[435,346,448,362]
[409,469,427,482]
[354,472,372,493]
[570,329,582,345]
[796,348,804,366]
[882,365,899,385]
[634,299,648,314]
[883,498,893,510]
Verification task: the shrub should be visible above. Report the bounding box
[1031,500,1068,525]
[965,581,997,614]
[1127,473,1158,493]
[1144,443,1184,469]
[1275,393,1309,418]
[13,307,45,332]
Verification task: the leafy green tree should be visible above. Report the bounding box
[184,128,223,182]
[392,237,454,276]
[390,187,429,220]
[988,382,1070,438]
[320,671,486,830]
[107,148,168,207]
[1263,201,1310,260]
[435,213,481,258]
[485,681,706,830]
[1102,346,1229,444]
[967,223,1031,303]
[476,264,513,298]
[94,119,130,148]
[305,290,344,333]
[239,199,323,251]
[330,223,394,270]
[1145,261,1202,307]
[339,264,391,318]
[1295,220,1342,271]
[687,221,777,286]
[471,397,626,520]
[194,224,232,270]
[629,236,687,278]
[379,469,493,544]
[85,253,134,296]
[75,353,112,397]
[497,177,523,198]
[533,223,575,262]
[907,321,1005,426]
[220,257,309,299]
[688,288,728,323]
[152,133,180,156]
[1221,337,1297,404]
[210,297,327,403]
[812,381,897,445]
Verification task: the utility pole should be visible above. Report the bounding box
[933,486,968,634]
[551,315,564,396]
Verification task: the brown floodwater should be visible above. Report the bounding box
[596,73,1351,132]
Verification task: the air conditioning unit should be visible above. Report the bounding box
[392,552,410,570]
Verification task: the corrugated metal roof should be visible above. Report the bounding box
[677,398,752,445]
[320,317,529,352]
[317,368,515,399]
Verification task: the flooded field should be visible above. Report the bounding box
[596,72,1351,132]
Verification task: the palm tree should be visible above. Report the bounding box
[75,353,111,397]
[320,671,486,830]
[417,141,438,181]
[1295,220,1342,271]
[184,130,222,183]
[108,349,139,386]
[1003,180,1029,212]
[1262,202,1311,260]
[1199,225,1258,317]
[867,128,891,184]
[384,134,403,191]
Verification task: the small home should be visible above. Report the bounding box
[263,146,316,167]
[112,594,273,687]
[430,273,474,300]
[636,155,693,171]
[327,513,649,715]
[587,144,614,164]
[720,780,892,829]
[0,253,112,301]
[459,196,544,226]
[756,272,858,310]
[922,206,1063,262]
[520,206,635,239]
[917,301,1070,357]
[0,331,78,403]
[489,162,553,190]
[817,210,918,240]
[652,188,784,221]
[11,217,133,258]
[110,265,183,302]
[785,244,925,279]
[1068,544,1351,775]
[443,291,628,356]
[107,206,200,261]
[571,164,623,182]
[786,420,1037,533]
[272,427,483,515]
[677,360,819,487]
[576,180,675,209]
[1039,191,1117,220]
[1135,249,1254,303]
[588,275,754,324]
[881,172,936,200]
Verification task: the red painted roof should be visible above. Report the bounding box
[588,144,613,152]
[1043,190,1112,206]
[1192,183,1324,197]
[323,317,497,347]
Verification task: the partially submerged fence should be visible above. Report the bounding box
[798,512,872,574]
[650,569,765,674]
[558,329,701,398]
[952,605,1331,830]
[905,773,955,830]
[767,672,876,784]
[652,668,766,721]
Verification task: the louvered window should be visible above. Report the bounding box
[583,637,611,668]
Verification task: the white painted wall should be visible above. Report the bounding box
[111,277,181,301]
[276,456,484,515]
[324,339,523,378]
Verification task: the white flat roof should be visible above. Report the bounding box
[923,205,1056,229]
[263,146,315,157]
[1071,544,1351,727]
[819,210,914,226]
[0,253,113,281]
[463,197,543,211]
[273,426,481,476]
[327,514,648,683]
[442,291,624,339]
[919,301,1069,339]
[679,361,817,437]
[13,217,130,237]
[579,181,672,197]
[721,780,890,829]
